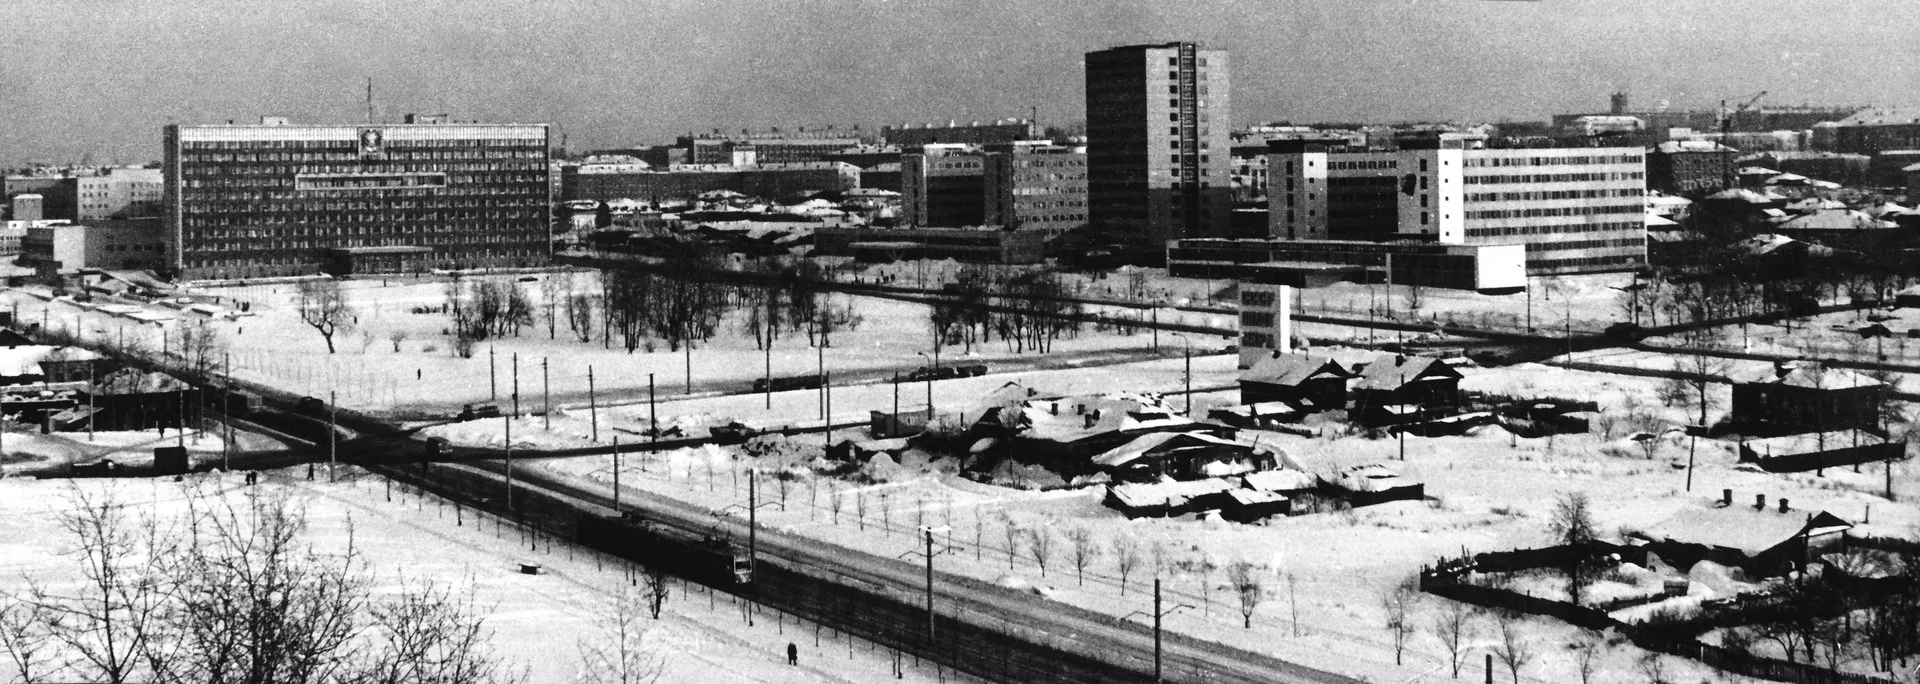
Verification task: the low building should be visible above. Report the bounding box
[1352,355,1462,415]
[1741,151,1870,186]
[21,220,167,277]
[564,162,859,204]
[1632,498,1852,576]
[1867,150,1920,187]
[883,119,1043,148]
[813,225,1046,264]
[1170,239,1527,292]
[1831,106,1920,156]
[1237,354,1350,407]
[1089,431,1278,482]
[1730,362,1887,434]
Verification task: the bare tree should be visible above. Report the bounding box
[1064,526,1100,586]
[1572,635,1605,684]
[162,485,369,684]
[999,513,1022,570]
[1381,577,1420,665]
[1026,526,1055,577]
[1430,601,1476,678]
[1226,560,1267,629]
[1111,535,1142,596]
[176,319,226,377]
[1547,492,1599,605]
[1489,610,1536,684]
[640,565,670,621]
[297,279,355,355]
[1635,652,1669,684]
[0,600,51,684]
[352,577,520,684]
[26,485,177,684]
[575,587,666,684]
[389,330,409,353]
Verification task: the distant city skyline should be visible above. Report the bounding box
[4,0,1916,166]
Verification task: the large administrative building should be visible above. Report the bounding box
[1267,137,1646,275]
[162,115,551,280]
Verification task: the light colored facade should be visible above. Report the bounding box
[76,168,163,221]
[1085,42,1233,245]
[164,118,552,279]
[983,142,1088,237]
[21,221,167,276]
[1268,142,1646,275]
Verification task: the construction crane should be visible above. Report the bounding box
[1719,91,1767,188]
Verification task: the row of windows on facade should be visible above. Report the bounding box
[181,151,544,165]
[1465,172,1645,184]
[1279,158,1440,174]
[1168,85,1213,95]
[1465,188,1643,202]
[1011,186,1086,196]
[182,139,542,150]
[1168,140,1212,150]
[104,243,164,253]
[1282,209,1438,225]
[188,223,546,239]
[188,234,542,251]
[1015,199,1087,210]
[1464,203,1642,219]
[1463,154,1642,167]
[1531,254,1641,270]
[1464,221,1644,238]
[185,212,542,227]
[1520,237,1646,251]
[182,164,545,177]
[184,249,542,270]
[182,197,546,211]
[1016,159,1087,168]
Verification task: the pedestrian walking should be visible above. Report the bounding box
[786,642,797,666]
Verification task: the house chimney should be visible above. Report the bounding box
[1779,498,1790,513]
[1050,402,1059,416]
[1083,413,1096,429]
[1754,494,1766,510]
[1722,488,1732,506]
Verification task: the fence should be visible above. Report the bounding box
[1739,441,1908,473]
[1421,546,1902,684]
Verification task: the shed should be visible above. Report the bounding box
[1353,355,1462,413]
[1090,431,1276,482]
[1104,479,1238,519]
[1221,490,1291,523]
[1730,361,1887,434]
[1632,504,1852,577]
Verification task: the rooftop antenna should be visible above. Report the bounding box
[365,77,375,124]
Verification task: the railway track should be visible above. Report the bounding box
[363,454,1361,684]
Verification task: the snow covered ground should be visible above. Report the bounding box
[0,472,955,684]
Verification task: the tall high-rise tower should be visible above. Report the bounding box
[1084,42,1232,247]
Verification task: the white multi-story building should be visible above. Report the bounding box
[1268,138,1646,275]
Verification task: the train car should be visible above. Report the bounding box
[750,374,824,393]
[203,386,263,416]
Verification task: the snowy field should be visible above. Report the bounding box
[0,472,957,684]
[2,272,1234,416]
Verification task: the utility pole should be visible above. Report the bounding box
[328,390,337,480]
[764,335,772,409]
[684,338,692,395]
[892,372,900,436]
[612,436,621,513]
[587,365,598,442]
[176,388,185,449]
[511,352,520,418]
[648,373,657,444]
[489,346,497,402]
[87,361,96,441]
[542,357,550,430]
[817,338,825,419]
[1123,579,1193,684]
[823,372,832,449]
[505,409,514,509]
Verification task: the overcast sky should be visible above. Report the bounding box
[4,0,1915,165]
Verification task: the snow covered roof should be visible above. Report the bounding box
[1355,355,1459,391]
[1242,468,1318,492]
[1090,431,1256,468]
[1336,463,1416,492]
[1106,478,1237,509]
[1834,106,1920,128]
[1239,354,1348,386]
[1645,214,1680,227]
[0,345,100,378]
[1021,392,1192,443]
[1225,489,1289,506]
[1639,506,1852,556]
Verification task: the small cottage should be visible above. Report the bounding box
[1237,354,1351,413]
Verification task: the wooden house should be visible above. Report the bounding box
[1632,498,1853,577]
[1730,361,1887,435]
[1237,354,1351,413]
[1352,356,1462,415]
[1089,431,1278,482]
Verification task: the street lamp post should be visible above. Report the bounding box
[1169,333,1194,416]
[1124,578,1195,684]
[900,525,956,644]
[916,351,935,421]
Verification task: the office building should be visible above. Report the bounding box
[1267,138,1646,275]
[677,127,866,165]
[813,225,1046,265]
[77,168,163,221]
[11,194,44,222]
[901,146,987,227]
[883,119,1042,148]
[22,221,168,277]
[1647,141,1737,195]
[1085,42,1233,246]
[1742,151,1870,186]
[163,115,552,280]
[900,142,1088,234]
[563,162,859,205]
[982,142,1088,237]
